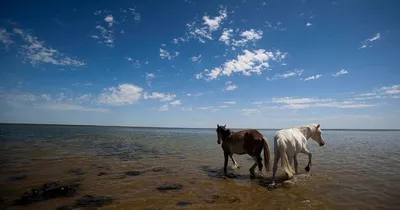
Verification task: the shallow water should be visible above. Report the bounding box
[0,124,399,209]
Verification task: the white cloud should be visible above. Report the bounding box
[0,28,14,49]
[184,7,228,43]
[232,29,263,47]
[144,92,176,101]
[223,101,236,104]
[104,15,114,26]
[203,7,227,31]
[197,49,286,80]
[306,22,312,27]
[219,28,233,45]
[266,69,303,81]
[360,33,381,49]
[304,74,322,81]
[223,81,238,91]
[333,69,348,77]
[125,57,133,61]
[160,48,179,60]
[170,100,182,106]
[190,54,202,63]
[99,83,144,106]
[13,28,86,67]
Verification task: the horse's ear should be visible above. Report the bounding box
[224,124,226,127]
[316,124,320,129]
[217,124,219,127]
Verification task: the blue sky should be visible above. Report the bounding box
[0,0,399,129]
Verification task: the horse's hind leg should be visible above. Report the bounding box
[249,160,258,178]
[269,151,280,187]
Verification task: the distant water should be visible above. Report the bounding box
[0,124,399,209]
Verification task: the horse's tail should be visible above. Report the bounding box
[276,135,295,179]
[262,137,271,172]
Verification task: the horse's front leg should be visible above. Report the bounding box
[230,154,239,169]
[223,152,229,175]
[301,148,312,172]
[294,155,298,174]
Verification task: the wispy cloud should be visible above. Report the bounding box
[333,69,348,77]
[303,74,322,81]
[190,54,202,63]
[158,104,169,111]
[271,97,376,109]
[223,81,238,91]
[265,21,286,31]
[36,103,108,112]
[306,22,312,27]
[0,28,14,50]
[360,33,381,49]
[143,92,176,102]
[196,49,286,80]
[13,28,85,67]
[266,69,303,81]
[170,100,182,106]
[223,101,236,105]
[241,108,260,116]
[160,48,179,60]
[145,73,155,87]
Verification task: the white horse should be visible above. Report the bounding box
[270,123,325,187]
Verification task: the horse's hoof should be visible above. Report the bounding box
[267,183,277,188]
[305,166,310,172]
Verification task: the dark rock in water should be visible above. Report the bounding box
[125,171,141,176]
[56,205,75,210]
[97,172,107,176]
[176,201,192,206]
[68,168,84,175]
[156,184,183,191]
[8,174,29,181]
[14,181,80,206]
[74,195,113,208]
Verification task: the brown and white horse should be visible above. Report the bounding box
[216,124,271,177]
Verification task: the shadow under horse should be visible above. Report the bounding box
[215,124,271,178]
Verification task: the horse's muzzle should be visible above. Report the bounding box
[319,142,325,146]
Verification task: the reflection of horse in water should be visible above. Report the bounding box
[215,124,271,178]
[269,123,326,187]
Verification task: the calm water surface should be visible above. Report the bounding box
[0,125,399,210]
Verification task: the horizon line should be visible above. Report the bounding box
[0,122,399,131]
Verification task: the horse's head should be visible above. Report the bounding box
[216,124,231,144]
[310,124,325,146]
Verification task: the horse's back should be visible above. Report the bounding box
[274,128,305,152]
